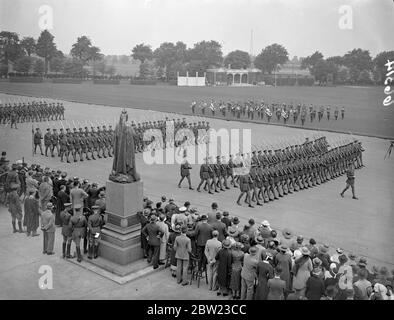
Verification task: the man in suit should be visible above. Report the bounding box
[178,157,193,190]
[204,230,222,291]
[192,215,213,271]
[207,202,219,224]
[174,226,192,285]
[241,246,259,300]
[70,181,88,214]
[142,215,162,269]
[209,212,227,242]
[41,202,56,255]
[156,214,170,265]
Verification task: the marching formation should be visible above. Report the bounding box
[188,136,364,207]
[32,116,211,163]
[0,99,65,129]
[190,100,345,126]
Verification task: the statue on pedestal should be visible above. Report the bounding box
[109,109,140,183]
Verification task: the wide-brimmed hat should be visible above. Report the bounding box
[313,257,322,266]
[228,226,238,235]
[249,246,258,255]
[256,236,264,244]
[300,247,311,256]
[338,254,348,264]
[261,220,270,227]
[336,248,344,254]
[279,244,288,252]
[232,217,240,224]
[222,239,231,249]
[282,228,293,239]
[320,244,330,254]
[150,215,157,222]
[179,206,186,213]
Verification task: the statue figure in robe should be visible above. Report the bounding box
[109,109,140,183]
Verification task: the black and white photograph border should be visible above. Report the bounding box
[0,0,393,305]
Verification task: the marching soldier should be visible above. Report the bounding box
[44,128,52,157]
[197,157,212,194]
[33,128,44,155]
[340,161,358,200]
[220,156,230,190]
[249,165,262,206]
[236,171,253,208]
[51,128,60,157]
[178,156,193,190]
[73,128,83,161]
[87,205,104,259]
[59,129,70,163]
[209,157,220,193]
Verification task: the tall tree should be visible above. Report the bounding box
[33,59,45,75]
[36,30,57,74]
[50,51,65,74]
[70,36,102,66]
[187,40,223,70]
[254,43,288,74]
[20,37,36,56]
[342,48,373,83]
[373,51,394,84]
[0,31,22,65]
[300,51,324,73]
[139,60,155,79]
[14,56,34,73]
[224,50,251,69]
[131,43,153,63]
[154,42,178,79]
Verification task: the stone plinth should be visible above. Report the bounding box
[99,180,144,267]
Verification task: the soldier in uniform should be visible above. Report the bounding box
[33,128,44,155]
[79,128,88,160]
[70,204,87,262]
[236,171,253,208]
[334,107,339,120]
[178,156,193,190]
[341,107,345,120]
[60,203,73,259]
[197,157,212,194]
[228,155,237,187]
[326,106,331,121]
[87,205,104,259]
[59,129,70,163]
[74,128,84,161]
[249,165,263,206]
[50,128,60,157]
[208,157,220,192]
[340,161,358,200]
[220,156,230,190]
[44,128,52,157]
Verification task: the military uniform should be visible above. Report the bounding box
[178,159,193,189]
[60,205,73,258]
[87,206,104,259]
[70,213,87,262]
[33,128,44,155]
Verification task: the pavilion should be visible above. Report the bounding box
[206,67,261,86]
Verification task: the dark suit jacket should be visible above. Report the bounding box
[209,220,227,242]
[193,222,213,246]
[142,222,162,246]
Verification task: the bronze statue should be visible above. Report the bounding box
[109,109,140,183]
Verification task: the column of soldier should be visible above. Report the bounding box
[196,136,364,208]
[33,116,211,163]
[0,99,65,128]
[190,100,345,126]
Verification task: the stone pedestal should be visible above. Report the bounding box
[99,180,144,266]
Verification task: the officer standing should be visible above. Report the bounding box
[197,157,212,194]
[43,128,52,157]
[70,204,87,262]
[51,128,60,157]
[33,128,44,155]
[60,203,73,259]
[340,161,358,200]
[87,205,104,259]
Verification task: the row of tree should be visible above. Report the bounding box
[1,29,392,84]
[301,49,394,85]
[0,30,117,78]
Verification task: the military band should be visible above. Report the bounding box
[189,99,345,126]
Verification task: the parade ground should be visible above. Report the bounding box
[0,81,393,139]
[0,90,393,299]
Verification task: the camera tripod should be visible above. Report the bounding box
[384,141,394,159]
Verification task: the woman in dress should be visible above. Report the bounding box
[230,242,245,299]
[292,247,313,297]
[255,252,274,300]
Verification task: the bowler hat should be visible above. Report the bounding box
[338,254,348,264]
[200,215,207,220]
[232,217,239,224]
[256,236,264,244]
[249,246,258,255]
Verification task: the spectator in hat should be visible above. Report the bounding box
[292,247,313,296]
[38,176,52,210]
[353,268,372,300]
[168,225,182,277]
[157,214,169,265]
[337,254,353,299]
[25,171,39,195]
[209,212,227,242]
[70,181,88,214]
[259,220,272,240]
[305,267,325,300]
[306,238,319,258]
[267,266,286,300]
[192,215,213,271]
[173,226,192,285]
[255,236,267,262]
[241,246,259,300]
[280,228,294,249]
[331,248,344,264]
[221,211,232,228]
[231,216,242,234]
[205,230,222,291]
[216,239,233,296]
[256,252,274,300]
[274,245,292,294]
[290,235,304,252]
[87,183,100,208]
[320,285,338,300]
[230,242,245,299]
[142,215,162,269]
[171,206,188,229]
[316,244,331,271]
[8,184,23,233]
[240,234,250,254]
[23,189,40,237]
[227,224,240,243]
[164,198,177,217]
[41,202,56,255]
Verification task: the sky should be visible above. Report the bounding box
[0,0,393,58]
